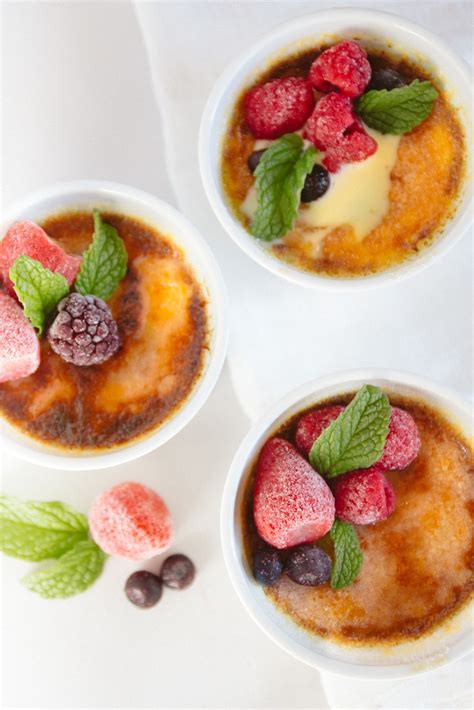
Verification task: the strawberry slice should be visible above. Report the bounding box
[0,293,40,383]
[0,221,81,298]
[253,438,335,549]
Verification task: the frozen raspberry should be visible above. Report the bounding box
[90,482,172,561]
[309,40,371,98]
[47,293,119,366]
[334,467,396,525]
[0,293,40,383]
[378,407,421,470]
[0,221,81,298]
[295,405,345,455]
[304,93,377,173]
[253,438,335,549]
[244,77,315,139]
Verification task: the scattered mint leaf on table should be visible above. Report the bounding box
[75,209,127,301]
[22,540,107,599]
[309,384,391,478]
[330,519,363,589]
[355,79,438,135]
[9,255,69,334]
[251,134,317,241]
[0,496,89,561]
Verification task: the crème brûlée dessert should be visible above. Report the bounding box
[243,385,473,644]
[0,211,208,450]
[222,39,466,277]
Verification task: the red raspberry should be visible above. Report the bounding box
[334,467,396,525]
[244,77,315,139]
[309,40,371,98]
[253,438,335,549]
[295,405,345,455]
[89,482,172,560]
[304,93,377,173]
[378,407,421,471]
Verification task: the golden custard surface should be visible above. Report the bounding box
[222,51,465,277]
[0,212,208,450]
[243,396,474,644]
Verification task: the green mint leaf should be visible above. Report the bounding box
[355,79,438,135]
[251,134,317,241]
[22,540,106,599]
[330,519,363,589]
[9,256,69,334]
[75,209,127,301]
[309,385,391,478]
[0,496,89,561]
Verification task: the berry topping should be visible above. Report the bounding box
[309,40,371,98]
[295,405,345,455]
[0,221,81,298]
[161,554,196,590]
[334,467,396,525]
[244,77,315,139]
[300,164,331,203]
[247,149,267,173]
[253,548,283,586]
[125,571,163,608]
[368,67,406,91]
[0,293,40,383]
[304,93,377,173]
[253,437,335,549]
[285,545,332,586]
[47,293,120,366]
[89,482,172,561]
[378,407,421,470]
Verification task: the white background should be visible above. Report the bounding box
[1,1,472,708]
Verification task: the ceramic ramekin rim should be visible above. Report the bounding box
[199,7,473,292]
[1,180,228,470]
[220,367,473,678]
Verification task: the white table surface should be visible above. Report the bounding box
[1,2,472,709]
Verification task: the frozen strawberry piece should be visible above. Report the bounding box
[0,221,81,297]
[334,467,396,525]
[89,482,172,561]
[309,40,371,98]
[253,438,335,549]
[0,293,40,383]
[244,77,315,139]
[295,405,345,455]
[378,407,421,471]
[304,93,377,173]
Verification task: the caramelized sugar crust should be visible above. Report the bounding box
[0,212,208,450]
[242,394,474,644]
[222,50,465,277]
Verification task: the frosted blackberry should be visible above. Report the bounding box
[48,293,120,366]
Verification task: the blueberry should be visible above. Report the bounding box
[300,165,330,203]
[285,545,331,586]
[247,149,267,173]
[161,554,195,589]
[253,548,283,586]
[368,68,406,92]
[125,571,163,608]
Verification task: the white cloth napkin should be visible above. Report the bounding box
[134,1,473,707]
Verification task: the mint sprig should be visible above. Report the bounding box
[22,540,106,599]
[251,134,317,242]
[9,256,69,334]
[355,79,438,135]
[309,385,391,478]
[0,496,89,561]
[330,519,363,589]
[75,209,127,301]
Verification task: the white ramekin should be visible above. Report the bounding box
[200,9,473,290]
[0,181,228,470]
[221,369,473,678]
